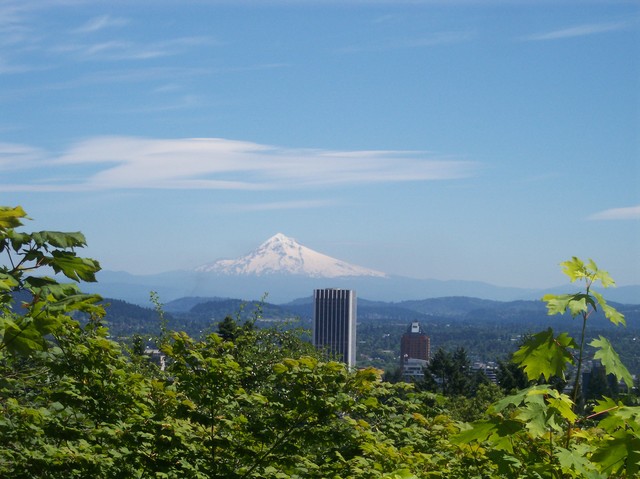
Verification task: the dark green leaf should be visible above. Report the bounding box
[31,231,87,249]
[591,430,640,477]
[45,250,101,282]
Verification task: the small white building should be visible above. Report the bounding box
[402,357,429,381]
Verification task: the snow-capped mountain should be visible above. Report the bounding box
[195,233,387,278]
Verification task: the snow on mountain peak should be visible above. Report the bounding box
[195,233,387,278]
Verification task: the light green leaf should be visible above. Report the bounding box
[543,293,593,317]
[567,295,589,316]
[597,271,615,287]
[0,206,27,229]
[512,329,576,381]
[614,406,640,430]
[601,303,625,326]
[490,385,544,413]
[452,420,497,444]
[556,446,603,479]
[0,273,19,292]
[382,469,418,479]
[598,404,640,434]
[546,391,577,424]
[590,336,633,390]
[588,259,615,287]
[517,401,549,437]
[560,257,587,282]
[453,418,522,452]
[543,294,573,316]
[592,396,620,415]
[592,291,625,326]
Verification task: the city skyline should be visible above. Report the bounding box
[1,1,639,290]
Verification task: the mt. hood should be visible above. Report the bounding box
[196,233,387,278]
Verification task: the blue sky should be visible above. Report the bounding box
[1,0,639,290]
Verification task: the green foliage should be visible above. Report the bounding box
[422,346,477,397]
[496,358,531,393]
[590,336,633,390]
[0,206,103,357]
[455,257,639,478]
[2,211,636,478]
[1,206,481,478]
[512,328,576,382]
[447,382,504,422]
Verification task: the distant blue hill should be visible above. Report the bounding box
[101,293,639,335]
[83,269,640,307]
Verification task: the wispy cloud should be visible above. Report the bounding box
[0,136,478,192]
[339,30,474,53]
[588,205,640,221]
[72,14,129,34]
[0,57,33,74]
[0,142,46,169]
[0,1,43,75]
[523,21,628,41]
[0,4,213,77]
[229,199,337,212]
[52,36,217,61]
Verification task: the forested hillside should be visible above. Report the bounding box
[97,293,640,376]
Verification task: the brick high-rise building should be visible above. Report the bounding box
[400,322,430,380]
[400,321,430,362]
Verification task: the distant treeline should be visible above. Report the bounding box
[98,296,640,375]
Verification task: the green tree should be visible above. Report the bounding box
[449,347,472,396]
[217,315,239,341]
[455,257,639,478]
[11,207,638,478]
[0,206,481,478]
[0,206,103,356]
[497,357,531,394]
[423,347,474,397]
[584,363,619,403]
[424,348,452,394]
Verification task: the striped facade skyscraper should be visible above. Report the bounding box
[313,289,357,368]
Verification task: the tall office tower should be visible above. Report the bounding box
[313,289,357,368]
[400,321,430,381]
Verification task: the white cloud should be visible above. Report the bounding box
[0,142,46,169]
[523,21,628,41]
[588,205,640,221]
[73,15,129,34]
[52,36,217,61]
[229,199,337,212]
[339,30,474,53]
[1,136,478,192]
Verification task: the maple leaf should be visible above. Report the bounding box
[590,336,633,390]
[512,329,576,382]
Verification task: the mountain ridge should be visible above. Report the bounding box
[80,234,640,305]
[195,233,386,278]
[85,268,640,306]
